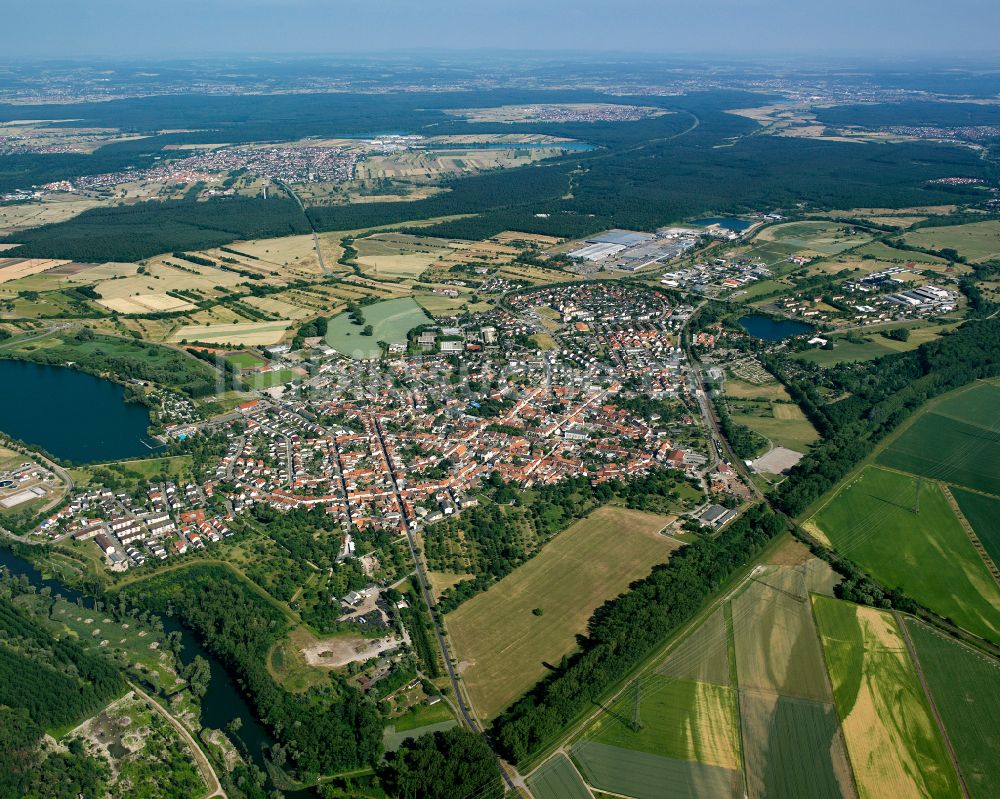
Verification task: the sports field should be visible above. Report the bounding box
[905,619,1000,799]
[447,506,678,719]
[813,596,961,799]
[808,466,1000,641]
[224,351,267,370]
[875,383,1000,496]
[526,754,592,799]
[324,297,430,359]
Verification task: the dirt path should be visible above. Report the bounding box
[129,682,227,799]
[894,614,970,799]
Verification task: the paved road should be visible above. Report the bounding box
[369,415,522,794]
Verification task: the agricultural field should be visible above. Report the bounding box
[732,563,835,701]
[902,220,1000,263]
[952,488,1000,569]
[324,296,431,360]
[354,232,460,279]
[447,506,678,719]
[813,596,961,799]
[572,739,739,799]
[808,466,1000,642]
[583,675,741,770]
[740,690,854,799]
[875,382,1000,496]
[905,619,1000,799]
[527,754,593,799]
[169,320,292,346]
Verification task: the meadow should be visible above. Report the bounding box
[446,506,678,719]
[757,220,874,256]
[903,220,1000,263]
[813,596,961,799]
[324,296,431,360]
[905,619,1000,799]
[808,466,1000,642]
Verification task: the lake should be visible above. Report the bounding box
[0,359,158,463]
[739,314,815,341]
[692,216,754,232]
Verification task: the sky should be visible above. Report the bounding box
[5,0,1000,59]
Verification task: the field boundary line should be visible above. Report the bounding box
[942,484,1000,587]
[894,612,971,799]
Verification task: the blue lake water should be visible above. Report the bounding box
[0,360,158,463]
[692,216,754,232]
[738,314,814,341]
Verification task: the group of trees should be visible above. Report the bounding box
[380,727,503,799]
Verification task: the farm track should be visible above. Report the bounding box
[895,614,971,799]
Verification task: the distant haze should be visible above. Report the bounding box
[7,0,1000,59]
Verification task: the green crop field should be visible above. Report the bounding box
[740,690,853,799]
[656,606,731,686]
[571,739,740,799]
[952,488,1000,569]
[324,296,431,359]
[583,676,740,770]
[447,506,679,719]
[732,567,832,701]
[875,383,1000,496]
[526,754,593,799]
[876,415,1000,496]
[809,466,1000,642]
[813,596,962,799]
[905,619,1000,799]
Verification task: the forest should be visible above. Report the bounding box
[492,504,785,763]
[0,596,125,730]
[1,196,310,262]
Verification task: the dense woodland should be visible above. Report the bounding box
[0,597,125,730]
[380,727,504,799]
[3,91,990,262]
